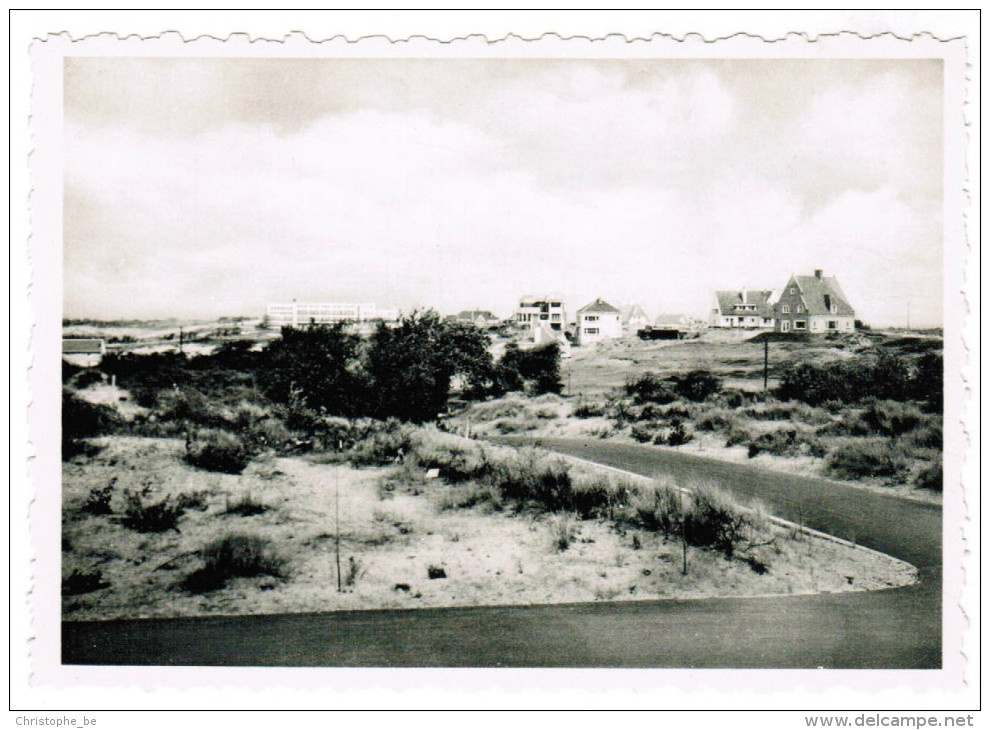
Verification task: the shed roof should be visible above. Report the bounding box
[62,338,104,354]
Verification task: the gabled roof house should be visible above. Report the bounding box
[774,270,856,334]
[710,288,777,328]
[575,297,622,346]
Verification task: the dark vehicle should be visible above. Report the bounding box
[637,326,681,340]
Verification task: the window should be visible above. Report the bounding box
[827,320,837,330]
[781,321,791,332]
[790,287,796,294]
[584,328,599,335]
[781,304,790,314]
[830,304,838,314]
[796,304,803,313]
[585,315,599,322]
[551,314,561,321]
[794,320,807,330]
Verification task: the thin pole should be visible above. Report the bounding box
[763,340,770,400]
[335,462,342,593]
[681,490,688,576]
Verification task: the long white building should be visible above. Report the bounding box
[266,302,399,328]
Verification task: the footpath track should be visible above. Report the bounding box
[62,439,941,668]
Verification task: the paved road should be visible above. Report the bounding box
[62,439,941,668]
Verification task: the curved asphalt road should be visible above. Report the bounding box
[61,439,941,668]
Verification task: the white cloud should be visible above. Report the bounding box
[63,59,944,327]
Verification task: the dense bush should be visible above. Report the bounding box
[675,370,722,402]
[694,408,738,433]
[62,569,109,596]
[655,421,693,446]
[82,482,115,515]
[184,533,286,593]
[62,389,120,459]
[185,429,251,474]
[914,459,943,492]
[345,419,413,466]
[495,343,563,396]
[120,490,186,532]
[776,350,942,407]
[624,372,678,405]
[572,399,606,418]
[746,428,827,459]
[825,439,909,483]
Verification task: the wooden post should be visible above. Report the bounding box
[335,453,342,593]
[681,490,688,576]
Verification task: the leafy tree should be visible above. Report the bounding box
[366,311,495,422]
[912,351,943,411]
[493,342,562,395]
[260,323,367,417]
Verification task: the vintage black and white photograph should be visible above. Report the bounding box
[23,26,971,692]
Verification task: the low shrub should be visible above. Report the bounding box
[62,568,109,596]
[914,459,943,492]
[120,490,185,532]
[624,373,678,405]
[741,401,831,426]
[176,490,211,512]
[572,400,606,418]
[346,419,413,466]
[184,533,286,593]
[676,370,722,402]
[630,423,656,443]
[655,421,693,446]
[549,514,578,552]
[825,439,910,483]
[242,416,295,453]
[570,474,632,520]
[185,429,251,474]
[724,423,755,447]
[62,389,119,459]
[694,408,738,433]
[630,480,683,534]
[683,483,754,559]
[82,482,115,515]
[224,493,269,516]
[493,417,540,434]
[860,400,924,437]
[629,479,770,560]
[746,429,827,459]
[906,419,943,450]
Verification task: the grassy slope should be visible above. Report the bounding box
[62,436,916,621]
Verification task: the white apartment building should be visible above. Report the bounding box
[516,295,566,332]
[266,302,399,328]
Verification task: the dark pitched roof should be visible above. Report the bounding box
[791,275,855,316]
[578,297,621,315]
[714,290,775,318]
[62,338,104,354]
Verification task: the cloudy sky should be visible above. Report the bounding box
[63,57,943,326]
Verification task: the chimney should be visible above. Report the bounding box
[814,269,823,279]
